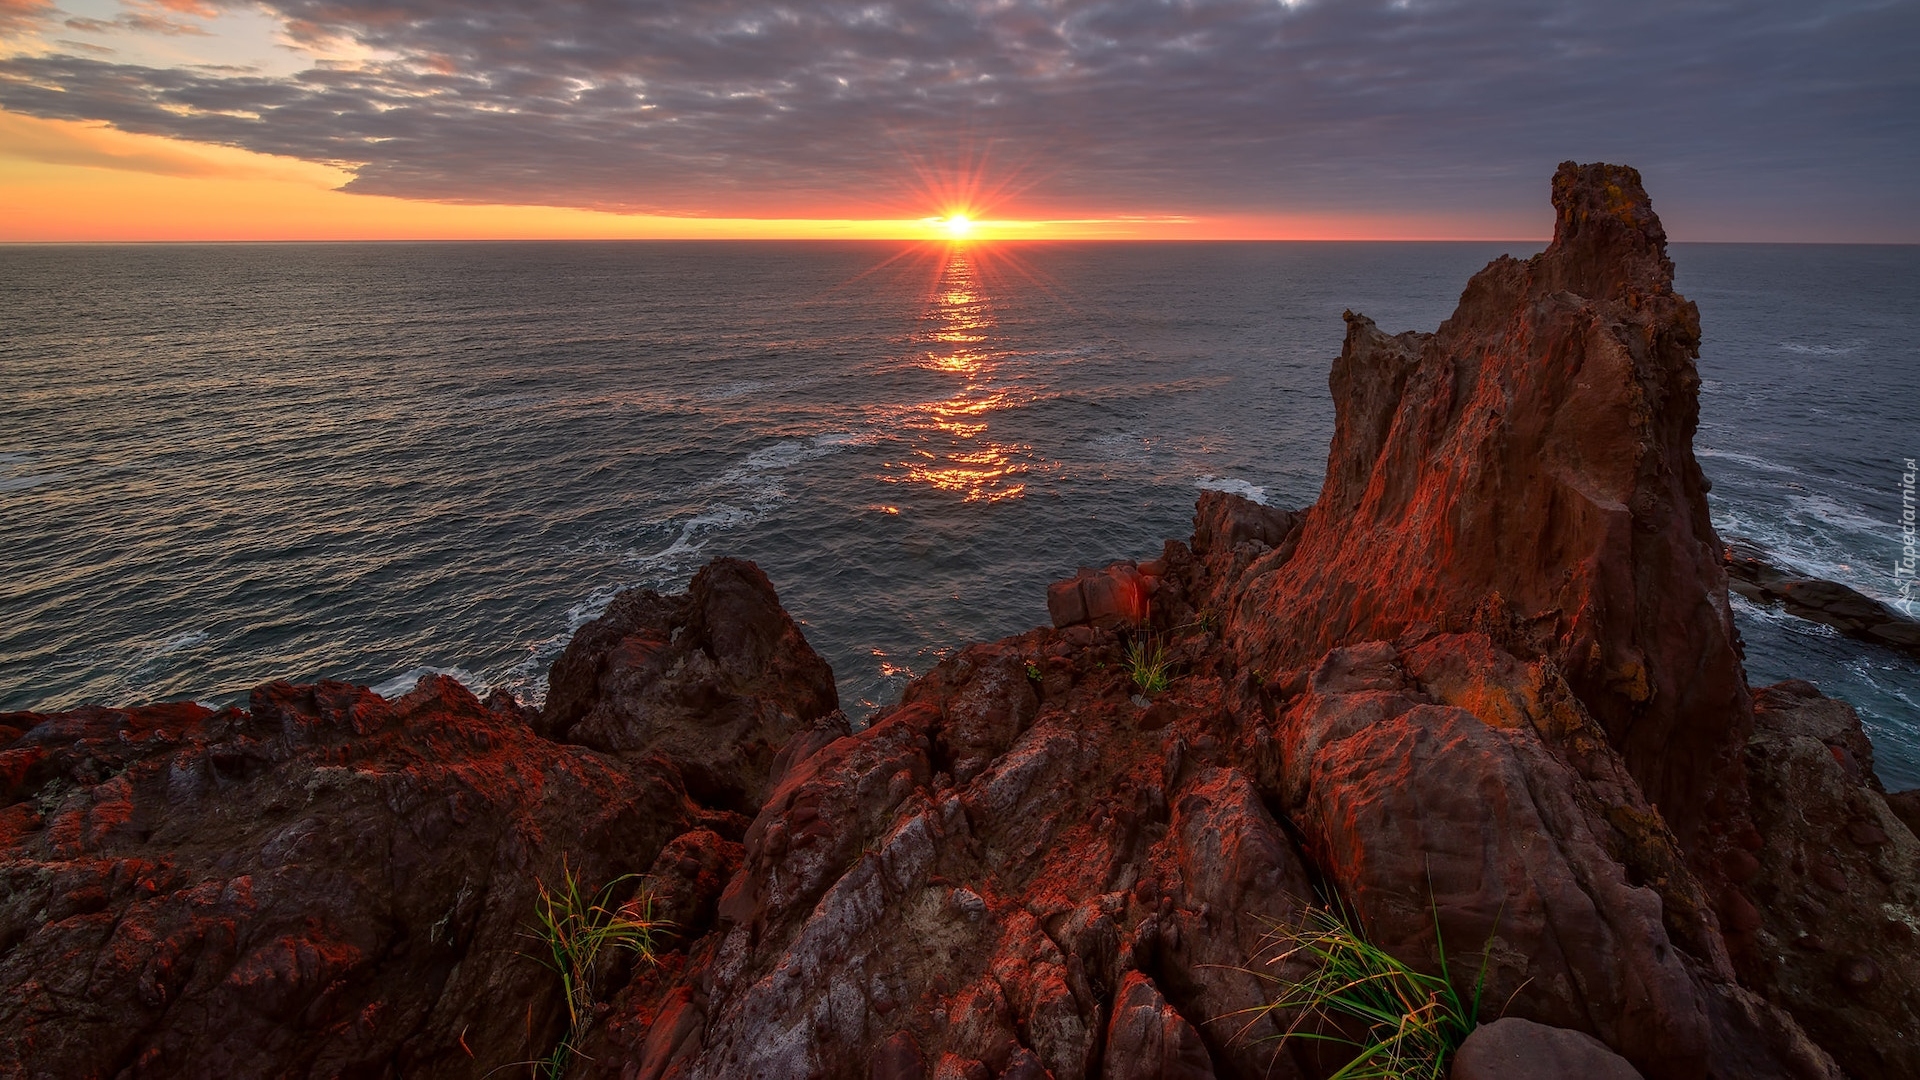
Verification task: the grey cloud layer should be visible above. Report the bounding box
[3,0,1916,230]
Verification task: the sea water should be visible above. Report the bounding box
[3,240,1916,788]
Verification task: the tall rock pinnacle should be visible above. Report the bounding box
[1234,162,1749,879]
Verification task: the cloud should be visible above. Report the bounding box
[0,0,54,35]
[1,0,1915,232]
[0,109,274,176]
[66,12,213,36]
[151,0,222,16]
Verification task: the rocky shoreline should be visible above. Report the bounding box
[1723,538,1920,658]
[3,164,1916,1080]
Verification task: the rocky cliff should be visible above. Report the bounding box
[2,164,1916,1080]
[1231,163,1748,889]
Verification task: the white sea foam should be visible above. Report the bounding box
[117,629,213,690]
[0,452,62,492]
[565,585,621,629]
[650,432,867,570]
[1697,446,1805,477]
[156,630,209,654]
[1848,659,1920,710]
[500,431,872,706]
[704,380,770,401]
[1196,475,1267,504]
[1086,432,1152,465]
[493,583,626,707]
[1728,591,1819,629]
[732,431,867,475]
[1717,500,1898,606]
[1778,341,1864,356]
[632,503,757,571]
[373,665,487,701]
[1784,491,1890,538]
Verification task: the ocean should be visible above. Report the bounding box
[3,240,1916,788]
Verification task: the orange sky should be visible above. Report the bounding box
[0,112,1538,243]
[1,0,1912,242]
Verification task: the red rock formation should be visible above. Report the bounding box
[1740,681,1920,1078]
[3,164,1914,1080]
[643,628,1320,1080]
[1045,563,1157,629]
[0,559,838,1078]
[540,557,841,811]
[1230,162,1750,901]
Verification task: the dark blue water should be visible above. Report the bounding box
[3,241,1916,788]
[1681,245,1920,787]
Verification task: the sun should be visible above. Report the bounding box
[942,213,974,239]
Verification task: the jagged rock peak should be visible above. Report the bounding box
[1231,160,1747,891]
[1542,160,1676,300]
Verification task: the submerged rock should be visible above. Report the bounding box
[1724,537,1920,656]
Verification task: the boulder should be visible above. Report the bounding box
[1889,788,1920,839]
[540,556,843,812]
[1103,971,1216,1080]
[1047,563,1158,629]
[1451,1017,1644,1080]
[0,678,689,1077]
[1192,489,1303,557]
[1270,639,1832,1080]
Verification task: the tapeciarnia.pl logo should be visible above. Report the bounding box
[1899,458,1918,616]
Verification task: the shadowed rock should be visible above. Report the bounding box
[1740,681,1920,1078]
[541,557,843,812]
[1452,1017,1645,1080]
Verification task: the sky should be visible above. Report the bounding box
[0,0,1915,241]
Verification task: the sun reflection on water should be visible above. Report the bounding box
[877,246,1036,503]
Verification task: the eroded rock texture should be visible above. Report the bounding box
[1233,162,1749,887]
[0,559,840,1078]
[3,165,1916,1080]
[1741,682,1920,1078]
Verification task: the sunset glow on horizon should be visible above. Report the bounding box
[1,1,1911,242]
[0,115,1558,242]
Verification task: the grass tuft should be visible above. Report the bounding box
[1126,635,1173,695]
[1251,900,1487,1080]
[529,860,667,1078]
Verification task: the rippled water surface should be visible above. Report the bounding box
[3,241,1916,786]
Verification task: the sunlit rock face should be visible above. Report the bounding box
[1229,162,1751,898]
[0,559,841,1078]
[3,165,1917,1080]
